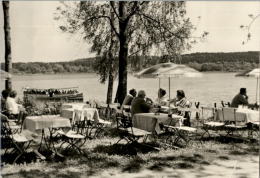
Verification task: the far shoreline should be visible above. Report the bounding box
[11,71,239,76]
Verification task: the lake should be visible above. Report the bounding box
[0,72,258,107]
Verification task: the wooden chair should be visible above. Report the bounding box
[57,110,88,154]
[221,101,231,107]
[163,109,201,148]
[1,114,33,163]
[88,110,112,138]
[247,122,259,140]
[97,103,120,122]
[200,106,225,139]
[115,109,152,146]
[222,107,247,137]
[163,124,198,147]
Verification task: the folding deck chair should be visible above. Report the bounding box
[222,107,247,138]
[1,114,33,163]
[97,103,120,122]
[200,106,225,139]
[57,110,88,154]
[115,109,152,146]
[83,108,112,138]
[163,108,201,147]
[247,122,259,140]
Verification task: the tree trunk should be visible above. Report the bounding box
[106,70,114,104]
[116,2,128,105]
[3,1,12,90]
[106,5,115,104]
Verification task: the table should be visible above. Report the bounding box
[61,103,89,110]
[61,108,100,123]
[236,108,259,123]
[23,115,72,159]
[214,108,259,123]
[24,115,71,132]
[132,113,183,134]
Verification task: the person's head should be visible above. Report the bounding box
[240,88,247,95]
[137,90,146,99]
[158,88,166,98]
[176,90,185,100]
[129,89,137,97]
[9,90,17,98]
[2,90,9,99]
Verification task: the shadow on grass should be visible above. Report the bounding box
[103,127,122,138]
[201,135,246,144]
[70,152,121,176]
[218,155,229,160]
[1,152,38,165]
[1,149,67,165]
[228,142,259,156]
[148,153,209,171]
[13,170,52,178]
[122,156,146,173]
[4,168,82,178]
[93,142,158,156]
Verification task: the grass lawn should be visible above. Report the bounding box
[1,128,259,178]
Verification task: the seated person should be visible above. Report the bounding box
[6,90,26,123]
[155,88,168,106]
[230,88,249,108]
[170,90,191,109]
[1,89,9,115]
[131,90,153,116]
[170,90,191,126]
[120,89,137,111]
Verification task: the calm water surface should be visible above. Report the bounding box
[1,72,258,107]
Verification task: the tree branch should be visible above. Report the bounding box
[137,12,191,41]
[85,15,119,38]
[126,2,138,21]
[109,1,120,21]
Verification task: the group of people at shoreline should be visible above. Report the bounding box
[120,87,258,127]
[24,88,79,97]
[121,88,192,126]
[1,86,257,126]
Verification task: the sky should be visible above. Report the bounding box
[0,1,260,63]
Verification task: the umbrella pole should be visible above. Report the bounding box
[256,77,259,103]
[168,77,171,114]
[158,78,161,105]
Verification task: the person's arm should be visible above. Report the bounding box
[160,99,168,106]
[145,97,153,104]
[239,95,249,105]
[141,100,152,112]
[169,98,177,106]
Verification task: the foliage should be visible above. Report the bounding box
[23,98,62,116]
[3,51,259,74]
[240,13,260,44]
[55,1,199,58]
[54,1,204,103]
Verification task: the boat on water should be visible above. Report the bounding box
[23,87,84,103]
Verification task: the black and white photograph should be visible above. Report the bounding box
[0,1,259,178]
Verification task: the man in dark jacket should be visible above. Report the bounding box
[231,88,249,108]
[131,90,152,116]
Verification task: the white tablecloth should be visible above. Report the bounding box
[61,103,89,110]
[133,113,183,134]
[61,108,100,123]
[24,115,71,132]
[214,108,259,123]
[236,108,259,123]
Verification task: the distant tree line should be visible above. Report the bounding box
[1,51,258,74]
